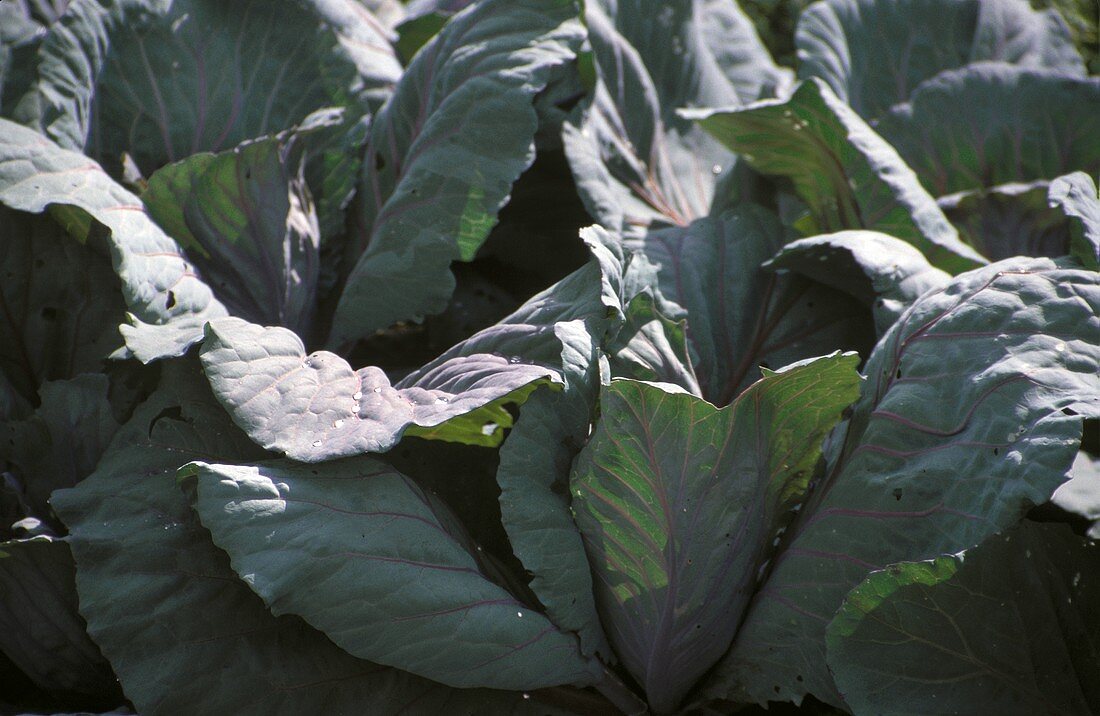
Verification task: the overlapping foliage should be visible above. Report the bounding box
[0,0,1097,713]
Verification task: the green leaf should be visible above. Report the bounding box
[329,0,584,345]
[0,208,125,403]
[938,180,1076,261]
[17,0,398,177]
[705,258,1100,707]
[827,522,1100,715]
[143,125,322,335]
[52,361,519,714]
[1049,171,1100,270]
[571,353,861,713]
[562,0,776,239]
[0,537,120,706]
[683,79,987,274]
[637,205,874,404]
[796,0,1085,121]
[200,317,561,462]
[0,375,120,520]
[184,457,603,690]
[763,230,951,335]
[877,64,1100,196]
[0,119,228,362]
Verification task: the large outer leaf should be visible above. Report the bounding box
[684,79,986,274]
[827,522,1100,715]
[796,0,1085,121]
[763,231,951,335]
[637,205,874,404]
[18,0,398,176]
[185,458,603,690]
[562,0,779,239]
[330,0,583,345]
[0,375,119,520]
[0,119,227,362]
[572,354,861,713]
[1050,171,1100,270]
[0,537,120,705]
[705,258,1100,707]
[0,208,125,403]
[200,316,560,462]
[877,64,1100,196]
[52,361,522,714]
[143,127,320,335]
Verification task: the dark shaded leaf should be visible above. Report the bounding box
[828,522,1100,715]
[0,536,121,707]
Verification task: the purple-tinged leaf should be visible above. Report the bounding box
[571,353,862,713]
[705,258,1100,707]
[185,457,603,690]
[1049,171,1100,270]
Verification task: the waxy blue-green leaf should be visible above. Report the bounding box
[637,205,874,404]
[0,208,125,404]
[17,0,398,177]
[571,353,861,713]
[0,119,228,362]
[330,0,584,345]
[0,537,120,705]
[52,361,524,714]
[796,0,1085,121]
[877,64,1100,197]
[683,79,987,274]
[827,522,1100,715]
[763,230,951,335]
[185,458,603,690]
[143,126,322,336]
[0,375,120,520]
[562,0,780,239]
[1049,171,1100,270]
[200,317,560,462]
[705,258,1100,707]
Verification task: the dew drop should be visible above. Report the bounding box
[1054,342,1066,352]
[303,359,313,368]
[508,356,522,364]
[711,164,723,175]
[352,391,363,401]
[373,386,382,393]
[333,419,345,429]
[352,403,361,413]
[436,396,449,404]
[516,611,524,618]
[522,693,531,700]
[312,440,322,447]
